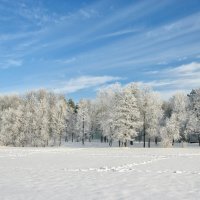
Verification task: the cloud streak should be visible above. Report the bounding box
[143,62,200,95]
[0,59,23,69]
[53,76,123,94]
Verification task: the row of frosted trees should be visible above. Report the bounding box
[0,83,200,147]
[0,90,68,147]
[93,83,200,147]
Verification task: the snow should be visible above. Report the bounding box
[0,146,200,200]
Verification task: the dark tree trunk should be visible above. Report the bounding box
[148,138,150,148]
[143,130,146,148]
[119,140,121,147]
[198,136,200,146]
[72,133,74,142]
[124,141,127,147]
[109,139,112,147]
[82,138,84,145]
[59,135,62,146]
[172,139,175,146]
[82,115,85,145]
[101,135,103,143]
[198,135,200,146]
[54,137,56,146]
[143,115,146,148]
[155,137,158,145]
[130,141,133,145]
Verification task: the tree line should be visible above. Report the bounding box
[0,83,200,147]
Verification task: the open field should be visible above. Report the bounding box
[0,146,200,200]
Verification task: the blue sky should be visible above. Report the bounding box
[0,0,200,100]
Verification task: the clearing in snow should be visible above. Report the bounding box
[0,146,200,200]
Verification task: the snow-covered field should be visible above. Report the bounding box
[0,146,200,200]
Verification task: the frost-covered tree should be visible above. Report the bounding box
[86,100,98,141]
[169,93,189,142]
[187,89,200,145]
[24,91,40,146]
[113,84,141,147]
[66,99,77,142]
[66,106,77,142]
[0,95,25,146]
[188,89,200,130]
[35,98,49,146]
[76,99,91,144]
[51,96,68,146]
[160,115,180,147]
[137,87,163,147]
[145,93,163,147]
[0,108,18,146]
[0,104,27,146]
[160,93,190,147]
[96,83,122,144]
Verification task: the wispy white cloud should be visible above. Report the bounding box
[0,31,40,42]
[167,62,200,76]
[79,8,99,19]
[68,11,200,72]
[95,28,139,40]
[0,59,23,69]
[53,75,123,93]
[90,0,168,36]
[56,57,77,65]
[143,62,200,95]
[149,62,200,77]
